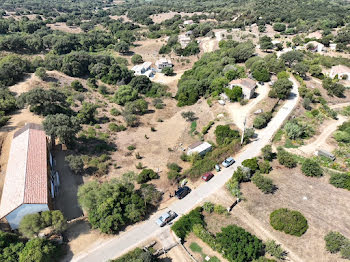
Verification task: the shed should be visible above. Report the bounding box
[0,124,57,229]
[187,141,212,156]
[314,149,336,161]
[228,78,257,99]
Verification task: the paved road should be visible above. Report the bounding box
[72,78,299,262]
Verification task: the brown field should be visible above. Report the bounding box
[150,12,209,24]
[47,23,82,34]
[205,162,350,262]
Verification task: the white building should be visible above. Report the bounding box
[178,35,192,48]
[329,65,350,80]
[306,41,324,53]
[0,123,59,229]
[330,43,337,51]
[184,20,194,25]
[155,58,173,70]
[131,62,155,77]
[187,141,212,156]
[228,78,257,100]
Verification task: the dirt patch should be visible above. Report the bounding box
[47,23,82,34]
[205,164,350,262]
[9,73,47,95]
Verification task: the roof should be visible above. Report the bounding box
[229,78,256,90]
[0,123,48,219]
[156,58,172,65]
[188,141,212,151]
[131,62,152,72]
[331,65,350,75]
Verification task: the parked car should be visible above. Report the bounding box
[215,164,221,172]
[258,81,264,85]
[222,157,235,168]
[202,172,214,182]
[156,210,177,227]
[175,186,191,199]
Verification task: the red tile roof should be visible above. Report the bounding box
[0,124,48,218]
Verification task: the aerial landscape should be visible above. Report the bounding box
[0,0,349,261]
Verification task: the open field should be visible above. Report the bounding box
[205,162,350,262]
[47,23,83,34]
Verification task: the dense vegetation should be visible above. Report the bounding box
[270,208,308,236]
[324,231,350,259]
[78,180,162,234]
[111,247,159,262]
[0,230,62,262]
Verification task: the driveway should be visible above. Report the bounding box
[53,147,84,220]
[72,78,299,262]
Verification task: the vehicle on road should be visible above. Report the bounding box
[155,210,177,227]
[215,164,221,171]
[202,172,214,182]
[175,186,191,199]
[222,157,235,168]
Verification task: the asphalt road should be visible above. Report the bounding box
[72,78,299,262]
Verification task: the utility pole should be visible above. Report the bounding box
[241,117,246,145]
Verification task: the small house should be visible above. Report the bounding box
[155,58,173,70]
[178,35,192,48]
[184,20,194,25]
[306,41,324,53]
[329,65,350,80]
[187,141,212,156]
[228,78,257,100]
[329,43,337,51]
[0,124,59,229]
[131,62,155,78]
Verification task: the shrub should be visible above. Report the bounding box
[253,112,272,129]
[301,159,323,177]
[259,161,271,174]
[203,202,214,213]
[109,123,126,132]
[242,158,259,172]
[136,169,159,184]
[252,173,276,194]
[110,108,121,116]
[270,208,308,236]
[202,121,214,135]
[265,240,286,260]
[192,224,217,251]
[214,125,240,145]
[277,148,297,168]
[127,145,136,151]
[65,155,84,175]
[214,204,228,215]
[171,207,204,240]
[71,80,84,91]
[329,173,350,190]
[112,247,157,262]
[341,241,350,259]
[167,163,182,172]
[261,145,274,161]
[324,231,347,253]
[216,225,264,262]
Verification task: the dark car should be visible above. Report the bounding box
[175,186,191,199]
[202,172,214,182]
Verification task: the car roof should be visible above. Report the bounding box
[160,212,170,220]
[226,157,233,161]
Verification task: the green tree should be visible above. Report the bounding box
[115,41,130,54]
[114,85,138,105]
[77,102,98,124]
[162,67,174,76]
[281,51,303,67]
[253,112,272,129]
[19,238,60,262]
[268,78,293,100]
[252,60,270,82]
[19,213,43,238]
[230,41,255,62]
[261,145,274,161]
[71,80,84,91]
[214,125,240,145]
[309,64,322,77]
[35,67,48,80]
[301,159,323,177]
[136,169,159,184]
[125,99,148,115]
[18,88,68,116]
[43,114,81,145]
[225,86,242,101]
[131,54,143,65]
[265,240,286,260]
[252,173,276,194]
[242,157,259,172]
[322,77,345,97]
[129,75,153,94]
[277,147,297,168]
[325,231,348,253]
[273,23,286,32]
[259,36,273,51]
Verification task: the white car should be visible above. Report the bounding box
[155,210,177,227]
[222,157,235,168]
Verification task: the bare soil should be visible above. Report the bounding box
[205,164,350,262]
[47,23,82,34]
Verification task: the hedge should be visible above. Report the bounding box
[171,207,204,240]
[270,208,308,236]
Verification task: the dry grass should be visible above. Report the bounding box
[47,23,82,34]
[205,162,350,262]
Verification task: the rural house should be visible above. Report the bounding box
[131,62,154,77]
[183,20,194,25]
[0,123,59,229]
[329,65,350,80]
[228,78,257,100]
[155,58,173,70]
[306,41,324,53]
[178,35,192,48]
[187,141,212,156]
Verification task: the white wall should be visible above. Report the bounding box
[6,204,49,229]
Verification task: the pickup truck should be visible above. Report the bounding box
[222,157,235,168]
[155,210,177,227]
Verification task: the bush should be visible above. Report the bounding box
[167,163,182,172]
[214,125,240,145]
[131,54,143,65]
[110,108,121,116]
[171,207,204,240]
[216,225,264,262]
[270,208,308,236]
[202,202,214,213]
[108,123,126,132]
[71,80,84,92]
[65,155,84,175]
[329,172,350,190]
[242,158,259,172]
[324,231,347,253]
[252,173,276,194]
[259,161,271,174]
[265,240,286,260]
[202,121,214,135]
[277,148,297,168]
[213,204,228,215]
[136,169,159,184]
[162,67,174,76]
[112,247,158,262]
[261,145,274,161]
[253,112,272,129]
[192,224,218,251]
[301,159,323,177]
